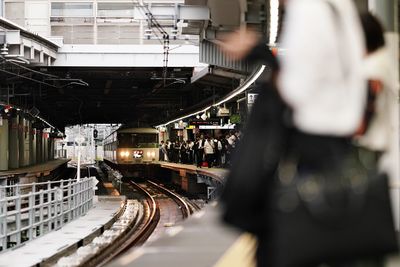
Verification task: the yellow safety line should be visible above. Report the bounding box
[213,233,257,267]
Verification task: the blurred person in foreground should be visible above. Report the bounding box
[220,1,398,267]
[356,13,399,184]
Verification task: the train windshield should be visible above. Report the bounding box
[118,133,158,148]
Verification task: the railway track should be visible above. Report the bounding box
[77,178,200,267]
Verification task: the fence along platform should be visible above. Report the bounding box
[0,177,95,252]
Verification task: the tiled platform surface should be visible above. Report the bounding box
[109,203,400,267]
[108,163,400,267]
[0,159,70,178]
[0,196,124,267]
[107,203,245,267]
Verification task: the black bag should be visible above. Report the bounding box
[221,86,288,234]
[270,147,399,267]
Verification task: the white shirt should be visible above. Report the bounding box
[278,0,366,136]
[204,140,215,154]
[357,48,399,182]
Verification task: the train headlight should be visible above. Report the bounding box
[151,151,155,157]
[120,151,130,158]
[146,151,151,157]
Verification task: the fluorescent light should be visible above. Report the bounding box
[155,65,266,128]
[213,65,266,106]
[269,0,280,45]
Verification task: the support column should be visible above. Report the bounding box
[43,131,48,162]
[8,113,19,169]
[24,119,31,166]
[0,116,9,171]
[48,137,54,160]
[29,121,36,165]
[18,116,29,167]
[369,0,399,230]
[36,128,42,164]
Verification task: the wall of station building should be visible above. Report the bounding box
[3,0,195,45]
[0,113,57,171]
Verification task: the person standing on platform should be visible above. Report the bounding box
[357,13,399,184]
[166,139,172,162]
[187,139,194,164]
[203,136,215,168]
[159,140,166,161]
[220,0,397,267]
[180,140,188,164]
[196,135,205,167]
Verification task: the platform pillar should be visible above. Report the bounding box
[43,131,48,162]
[29,121,36,165]
[8,114,19,169]
[48,137,53,160]
[50,138,55,160]
[18,116,30,167]
[0,116,9,171]
[36,129,42,164]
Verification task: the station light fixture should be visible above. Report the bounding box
[155,65,266,129]
[213,65,266,106]
[269,0,280,45]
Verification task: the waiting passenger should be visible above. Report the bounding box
[221,1,398,267]
[203,136,215,168]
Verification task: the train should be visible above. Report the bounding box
[103,127,159,178]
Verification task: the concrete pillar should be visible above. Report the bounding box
[36,129,42,164]
[24,119,31,166]
[48,137,53,160]
[369,0,400,230]
[43,132,48,162]
[18,116,24,166]
[49,138,55,160]
[29,121,36,165]
[18,116,30,167]
[8,114,19,169]
[0,117,9,171]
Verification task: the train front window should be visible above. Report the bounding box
[118,133,158,148]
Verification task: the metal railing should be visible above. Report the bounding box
[0,177,95,253]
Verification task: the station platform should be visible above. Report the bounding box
[107,164,256,267]
[158,162,229,184]
[0,159,70,179]
[0,196,124,267]
[108,163,400,267]
[108,203,256,267]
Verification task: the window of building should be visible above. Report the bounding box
[97,3,134,18]
[51,2,93,17]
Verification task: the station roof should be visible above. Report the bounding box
[0,64,241,130]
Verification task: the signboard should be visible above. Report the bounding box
[247,93,259,112]
[199,124,236,130]
[189,119,220,126]
[173,122,188,129]
[247,93,258,104]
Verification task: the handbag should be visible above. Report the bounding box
[270,146,399,267]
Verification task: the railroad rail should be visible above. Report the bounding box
[78,179,199,267]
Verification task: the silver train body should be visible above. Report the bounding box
[103,128,159,177]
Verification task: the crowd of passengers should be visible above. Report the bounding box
[158,131,242,168]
